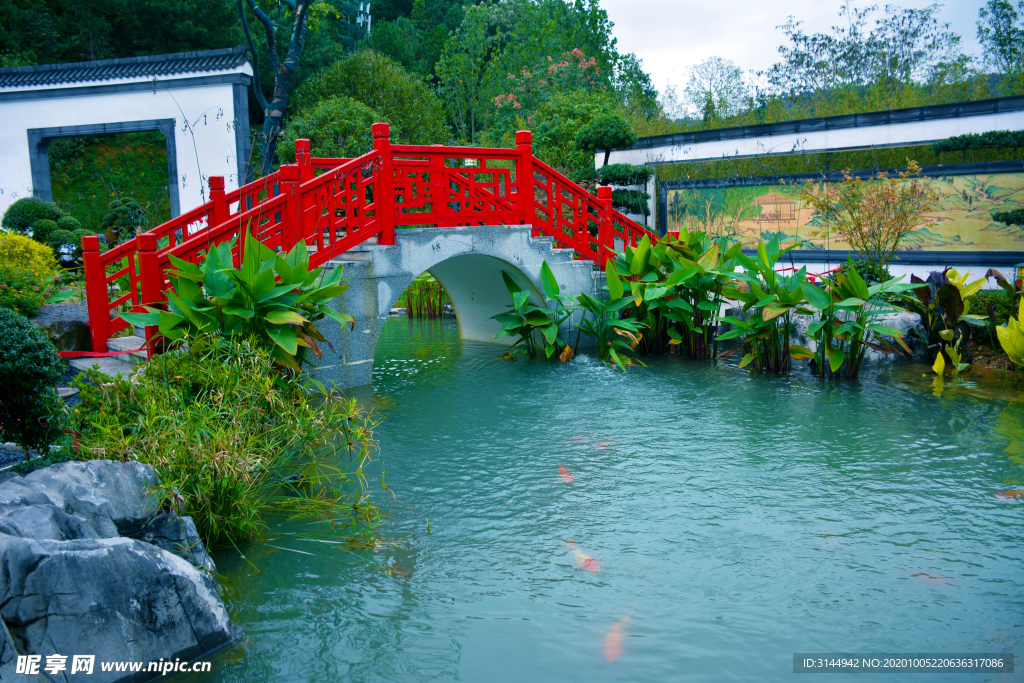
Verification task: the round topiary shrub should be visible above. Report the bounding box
[0,307,65,457]
[2,197,61,234]
[29,218,58,244]
[56,215,82,233]
[100,198,146,243]
[575,114,637,167]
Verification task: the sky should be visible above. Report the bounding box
[601,0,989,105]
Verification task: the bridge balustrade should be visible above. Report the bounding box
[81,123,655,352]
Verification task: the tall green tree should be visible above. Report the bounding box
[977,0,1024,74]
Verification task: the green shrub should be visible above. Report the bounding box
[71,339,379,549]
[100,197,146,243]
[291,49,448,146]
[0,308,65,457]
[1,197,61,234]
[56,215,82,232]
[0,263,57,317]
[611,189,651,216]
[30,218,57,244]
[575,113,637,166]
[278,95,390,163]
[0,232,58,273]
[123,234,354,371]
[969,289,1015,349]
[596,163,653,186]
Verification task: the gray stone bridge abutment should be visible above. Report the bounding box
[310,224,601,389]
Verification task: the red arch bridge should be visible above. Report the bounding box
[80,123,655,387]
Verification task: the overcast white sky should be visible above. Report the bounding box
[601,0,988,99]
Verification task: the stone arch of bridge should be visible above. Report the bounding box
[309,225,599,389]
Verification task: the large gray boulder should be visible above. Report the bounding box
[30,303,91,352]
[0,461,239,682]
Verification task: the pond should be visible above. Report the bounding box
[206,317,1023,682]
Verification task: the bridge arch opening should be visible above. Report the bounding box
[386,253,547,347]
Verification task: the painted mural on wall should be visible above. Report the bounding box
[665,172,1024,251]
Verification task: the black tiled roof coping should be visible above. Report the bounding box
[0,46,249,89]
[619,95,1024,151]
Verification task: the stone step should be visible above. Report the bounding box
[68,356,137,379]
[106,336,149,366]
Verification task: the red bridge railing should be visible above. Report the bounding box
[82,123,655,352]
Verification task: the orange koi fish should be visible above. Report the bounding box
[995,490,1024,499]
[559,466,574,483]
[567,541,600,572]
[604,615,631,663]
[571,435,585,445]
[905,571,952,586]
[595,440,612,450]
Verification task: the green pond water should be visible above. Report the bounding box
[206,317,1023,682]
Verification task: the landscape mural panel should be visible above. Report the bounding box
[665,172,1024,252]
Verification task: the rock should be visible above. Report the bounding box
[30,303,91,352]
[0,461,235,681]
[0,535,237,681]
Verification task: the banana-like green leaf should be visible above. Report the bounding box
[540,261,560,300]
[762,304,789,321]
[268,326,298,355]
[606,261,624,300]
[318,306,355,328]
[266,310,307,324]
[801,282,831,310]
[120,311,161,327]
[630,235,651,275]
[790,344,815,359]
[697,244,718,271]
[827,347,845,372]
[738,352,757,369]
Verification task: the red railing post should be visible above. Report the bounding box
[598,185,614,269]
[209,176,227,228]
[279,163,300,252]
[372,122,395,246]
[516,130,537,235]
[137,232,164,356]
[430,152,451,228]
[295,138,312,183]
[82,235,109,352]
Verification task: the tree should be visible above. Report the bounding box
[763,2,963,96]
[575,113,636,166]
[613,53,660,121]
[278,95,387,161]
[436,5,496,143]
[684,57,748,120]
[292,50,447,145]
[238,0,313,177]
[977,0,1024,74]
[0,0,241,66]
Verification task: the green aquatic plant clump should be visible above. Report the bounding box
[70,339,380,550]
[492,262,575,360]
[123,233,354,372]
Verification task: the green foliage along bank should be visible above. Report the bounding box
[71,340,380,550]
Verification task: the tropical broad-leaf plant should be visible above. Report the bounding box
[900,267,986,362]
[574,262,645,372]
[716,237,811,373]
[795,259,916,380]
[123,233,353,371]
[996,298,1024,367]
[610,230,739,359]
[491,262,574,359]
